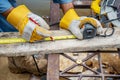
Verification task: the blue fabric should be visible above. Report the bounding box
[0,0,17,32]
[0,0,17,13]
[8,0,17,7]
[53,0,72,4]
[0,14,17,32]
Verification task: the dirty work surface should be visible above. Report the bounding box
[0,57,67,80]
[0,57,30,80]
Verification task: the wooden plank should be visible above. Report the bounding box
[0,28,120,56]
[47,54,59,80]
[0,30,70,38]
[49,0,60,30]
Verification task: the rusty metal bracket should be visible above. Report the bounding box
[59,51,120,80]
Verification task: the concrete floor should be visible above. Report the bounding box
[0,57,30,80]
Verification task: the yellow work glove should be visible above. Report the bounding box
[91,0,101,14]
[7,5,51,42]
[60,9,103,39]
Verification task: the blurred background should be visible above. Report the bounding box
[16,0,91,16]
[17,0,50,16]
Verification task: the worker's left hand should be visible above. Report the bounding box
[7,5,52,42]
[60,9,103,39]
[27,13,50,30]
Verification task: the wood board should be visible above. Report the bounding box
[0,28,120,56]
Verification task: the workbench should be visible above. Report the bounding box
[0,28,120,56]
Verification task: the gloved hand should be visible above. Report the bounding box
[7,5,51,42]
[60,9,103,39]
[91,0,101,14]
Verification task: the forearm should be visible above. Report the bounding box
[60,2,74,14]
[0,0,17,18]
[2,7,14,17]
[53,0,73,13]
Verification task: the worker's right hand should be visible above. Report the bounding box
[7,5,52,42]
[60,9,103,39]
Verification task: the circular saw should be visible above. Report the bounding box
[100,0,120,27]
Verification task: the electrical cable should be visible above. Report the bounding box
[32,55,41,74]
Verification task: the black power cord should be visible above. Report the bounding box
[32,55,41,74]
[97,27,115,37]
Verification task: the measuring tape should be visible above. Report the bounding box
[0,38,27,44]
[0,35,76,44]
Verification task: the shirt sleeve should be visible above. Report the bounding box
[0,0,17,13]
[53,0,73,4]
[9,0,17,7]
